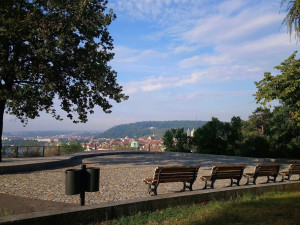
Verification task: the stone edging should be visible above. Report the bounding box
[0,181,299,225]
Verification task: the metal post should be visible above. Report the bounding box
[16,146,19,158]
[42,146,45,157]
[80,164,86,206]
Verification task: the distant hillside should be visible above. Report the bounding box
[95,120,207,139]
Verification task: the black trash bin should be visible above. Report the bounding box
[65,169,83,195]
[85,167,100,192]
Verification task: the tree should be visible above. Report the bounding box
[61,141,84,155]
[163,128,190,152]
[266,105,300,158]
[254,52,300,126]
[193,117,227,155]
[0,0,128,161]
[281,0,300,41]
[162,129,174,151]
[227,116,243,154]
[248,107,273,134]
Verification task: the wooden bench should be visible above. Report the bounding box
[143,166,200,195]
[199,165,246,189]
[244,164,281,185]
[280,164,300,181]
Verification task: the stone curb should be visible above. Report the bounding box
[0,181,299,225]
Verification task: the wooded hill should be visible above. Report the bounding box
[95,121,207,139]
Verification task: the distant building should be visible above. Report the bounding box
[130,140,140,150]
[37,138,51,143]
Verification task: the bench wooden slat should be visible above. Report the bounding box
[280,164,300,181]
[201,165,246,189]
[244,164,281,185]
[143,166,200,195]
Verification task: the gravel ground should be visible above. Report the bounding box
[0,152,291,206]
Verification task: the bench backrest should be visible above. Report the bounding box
[211,165,246,179]
[152,166,200,183]
[254,164,281,176]
[288,164,300,174]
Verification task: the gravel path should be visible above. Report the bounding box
[0,152,290,206]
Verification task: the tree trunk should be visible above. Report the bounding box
[0,100,6,162]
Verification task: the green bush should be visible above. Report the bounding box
[60,142,84,155]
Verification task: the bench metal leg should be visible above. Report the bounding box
[179,182,187,192]
[186,182,194,191]
[147,184,158,196]
[210,180,215,189]
[267,176,277,183]
[245,176,250,185]
[202,180,208,189]
[228,178,241,187]
[253,177,257,185]
[202,179,215,189]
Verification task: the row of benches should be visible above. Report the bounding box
[143,164,300,195]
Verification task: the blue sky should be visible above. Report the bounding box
[4,0,298,132]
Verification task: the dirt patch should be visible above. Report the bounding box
[0,193,77,217]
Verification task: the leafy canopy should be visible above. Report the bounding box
[254,51,300,125]
[0,0,128,124]
[281,0,300,41]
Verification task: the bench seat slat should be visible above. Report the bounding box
[201,165,246,189]
[144,166,200,195]
[244,164,281,184]
[280,164,300,181]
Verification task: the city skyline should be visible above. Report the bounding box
[4,0,298,132]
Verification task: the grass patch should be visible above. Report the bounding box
[0,209,11,217]
[97,191,300,225]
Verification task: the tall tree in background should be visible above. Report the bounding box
[163,128,190,152]
[281,0,300,41]
[0,0,128,161]
[248,107,273,134]
[254,52,300,126]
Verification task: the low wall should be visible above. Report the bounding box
[1,181,300,225]
[0,151,151,174]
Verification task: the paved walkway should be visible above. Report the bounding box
[0,151,298,215]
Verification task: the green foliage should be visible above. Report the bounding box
[254,52,300,126]
[266,105,300,158]
[100,191,300,225]
[60,141,84,155]
[0,209,11,217]
[248,107,272,134]
[281,0,300,41]
[0,0,129,161]
[96,120,207,138]
[241,105,300,158]
[241,135,270,157]
[193,117,242,155]
[163,128,191,152]
[1,0,128,124]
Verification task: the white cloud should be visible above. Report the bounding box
[176,90,253,101]
[179,54,233,68]
[114,46,168,63]
[182,10,283,45]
